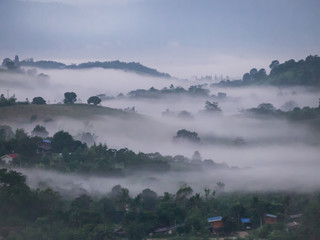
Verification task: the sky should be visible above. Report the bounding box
[1,0,320,78]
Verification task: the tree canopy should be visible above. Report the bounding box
[32,96,46,105]
[64,92,77,104]
[87,96,101,106]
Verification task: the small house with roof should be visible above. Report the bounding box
[240,218,251,229]
[287,213,302,231]
[0,153,19,164]
[265,214,277,224]
[208,216,223,231]
[37,140,52,154]
[289,213,302,222]
[153,223,185,236]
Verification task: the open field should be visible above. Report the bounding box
[0,104,137,123]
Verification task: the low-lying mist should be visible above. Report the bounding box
[1,67,320,196]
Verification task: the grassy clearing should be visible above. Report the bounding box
[0,103,135,122]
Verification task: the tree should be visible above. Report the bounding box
[139,188,158,211]
[31,125,49,138]
[32,96,46,105]
[192,150,202,162]
[51,130,74,152]
[250,68,258,76]
[269,60,280,69]
[64,92,77,104]
[204,101,222,112]
[243,73,251,82]
[2,58,16,70]
[87,96,101,106]
[257,103,275,113]
[174,129,200,143]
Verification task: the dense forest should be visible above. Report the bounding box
[0,167,320,240]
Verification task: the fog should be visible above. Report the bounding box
[1,68,320,195]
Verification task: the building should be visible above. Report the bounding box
[287,213,302,231]
[0,154,19,164]
[37,140,52,154]
[153,223,185,235]
[240,218,251,229]
[289,213,302,222]
[265,214,277,224]
[208,216,223,231]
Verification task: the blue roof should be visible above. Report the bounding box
[43,140,51,143]
[266,214,277,218]
[241,218,251,223]
[208,216,222,222]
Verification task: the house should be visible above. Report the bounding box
[153,223,185,235]
[37,140,52,154]
[240,218,251,229]
[208,216,223,231]
[289,213,302,222]
[0,154,18,164]
[113,228,125,237]
[265,214,277,224]
[287,213,302,231]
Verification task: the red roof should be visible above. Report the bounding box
[7,154,18,158]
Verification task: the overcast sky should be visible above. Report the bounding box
[1,0,320,78]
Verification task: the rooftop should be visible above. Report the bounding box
[208,216,223,222]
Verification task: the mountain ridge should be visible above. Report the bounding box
[17,58,171,78]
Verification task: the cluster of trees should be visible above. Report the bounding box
[216,55,320,87]
[0,94,17,107]
[0,92,102,107]
[0,127,172,175]
[0,168,319,240]
[244,103,320,120]
[0,125,235,176]
[1,55,21,71]
[127,84,210,99]
[245,55,320,86]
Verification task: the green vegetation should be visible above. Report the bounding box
[243,104,320,131]
[127,84,210,99]
[87,96,102,106]
[64,92,77,104]
[0,127,230,175]
[0,168,319,240]
[17,57,171,78]
[0,104,133,122]
[215,55,320,87]
[32,97,46,105]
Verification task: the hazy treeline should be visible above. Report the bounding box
[0,126,231,177]
[216,55,320,87]
[1,55,170,78]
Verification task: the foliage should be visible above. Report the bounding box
[0,168,319,240]
[51,130,83,153]
[128,84,209,99]
[216,55,320,87]
[174,129,201,143]
[204,101,222,113]
[87,96,101,106]
[19,58,171,77]
[31,125,49,138]
[64,92,77,104]
[0,94,17,107]
[32,96,46,105]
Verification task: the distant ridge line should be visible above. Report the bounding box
[20,58,171,78]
